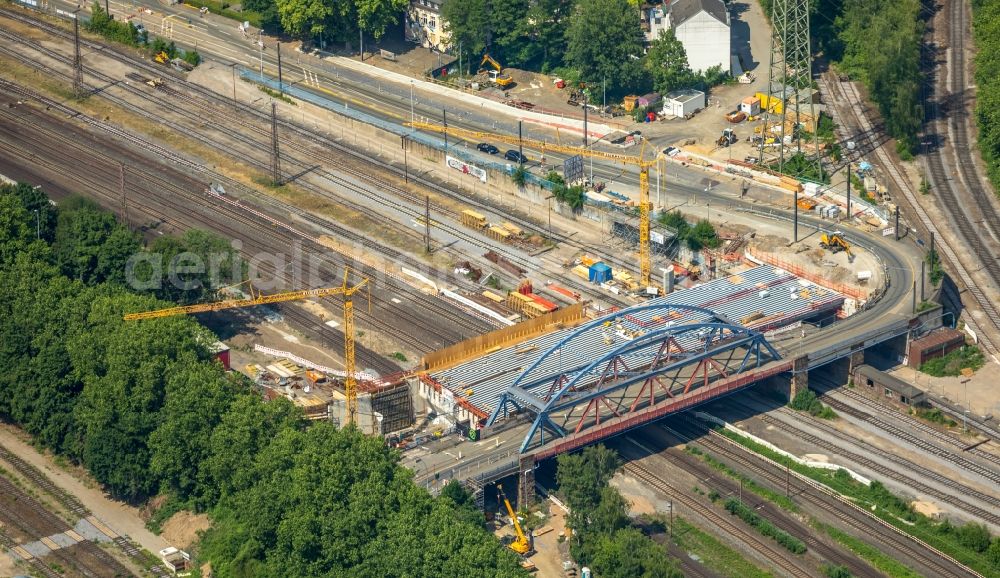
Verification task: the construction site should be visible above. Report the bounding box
[2,0,1000,575]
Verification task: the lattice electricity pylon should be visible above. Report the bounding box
[73,14,83,98]
[270,102,281,185]
[484,304,782,453]
[757,0,820,176]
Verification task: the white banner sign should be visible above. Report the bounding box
[882,227,895,237]
[446,155,487,183]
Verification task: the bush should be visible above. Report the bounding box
[823,564,853,578]
[511,165,527,187]
[919,345,984,377]
[723,497,806,554]
[957,523,992,553]
[789,389,837,419]
[183,50,201,67]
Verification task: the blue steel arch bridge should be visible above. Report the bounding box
[425,265,844,458]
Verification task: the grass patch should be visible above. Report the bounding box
[146,497,186,534]
[915,300,938,313]
[685,446,799,512]
[389,352,407,362]
[789,389,838,419]
[717,428,1000,576]
[912,407,957,428]
[670,516,775,578]
[723,497,806,554]
[919,345,984,377]
[256,84,296,105]
[816,522,921,578]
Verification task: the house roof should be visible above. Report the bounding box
[670,0,729,28]
[854,365,925,400]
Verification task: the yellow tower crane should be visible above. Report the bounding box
[123,268,370,424]
[407,121,656,288]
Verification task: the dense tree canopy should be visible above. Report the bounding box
[972,0,1000,192]
[564,0,646,95]
[0,183,529,577]
[556,445,682,578]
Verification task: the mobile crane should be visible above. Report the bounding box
[123,267,370,424]
[407,121,657,289]
[497,484,533,556]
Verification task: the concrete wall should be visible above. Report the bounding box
[675,12,731,73]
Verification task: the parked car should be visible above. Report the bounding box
[662,146,680,157]
[477,143,499,155]
[504,149,528,163]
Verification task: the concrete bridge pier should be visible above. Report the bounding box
[517,454,536,508]
[790,355,809,399]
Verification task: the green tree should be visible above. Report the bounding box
[564,0,647,95]
[589,528,683,578]
[645,30,695,94]
[149,360,241,503]
[275,0,353,42]
[0,182,57,241]
[514,0,574,70]
[52,196,138,284]
[201,394,304,503]
[987,538,1000,570]
[0,195,36,264]
[687,219,721,251]
[356,0,407,41]
[442,0,490,74]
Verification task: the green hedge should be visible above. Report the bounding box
[723,497,807,554]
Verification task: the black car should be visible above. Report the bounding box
[504,149,528,163]
[477,143,499,155]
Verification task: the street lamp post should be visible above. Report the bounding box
[33,209,39,239]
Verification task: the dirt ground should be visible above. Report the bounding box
[749,233,885,295]
[529,502,571,578]
[160,510,212,551]
[0,551,20,577]
[888,365,1000,423]
[0,425,170,557]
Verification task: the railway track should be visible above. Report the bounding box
[817,395,1000,486]
[664,420,986,578]
[724,399,1000,525]
[619,433,881,578]
[817,9,1000,350]
[824,382,1000,466]
[0,6,632,305]
[0,442,172,577]
[0,73,489,356]
[0,474,137,578]
[0,26,500,343]
[0,527,62,578]
[620,449,814,578]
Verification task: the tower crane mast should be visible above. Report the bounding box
[123,268,370,424]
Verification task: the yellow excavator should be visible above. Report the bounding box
[478,54,515,88]
[820,231,854,261]
[497,484,533,556]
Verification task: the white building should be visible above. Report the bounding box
[649,0,732,74]
[405,0,450,52]
[662,88,706,118]
[643,5,669,45]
